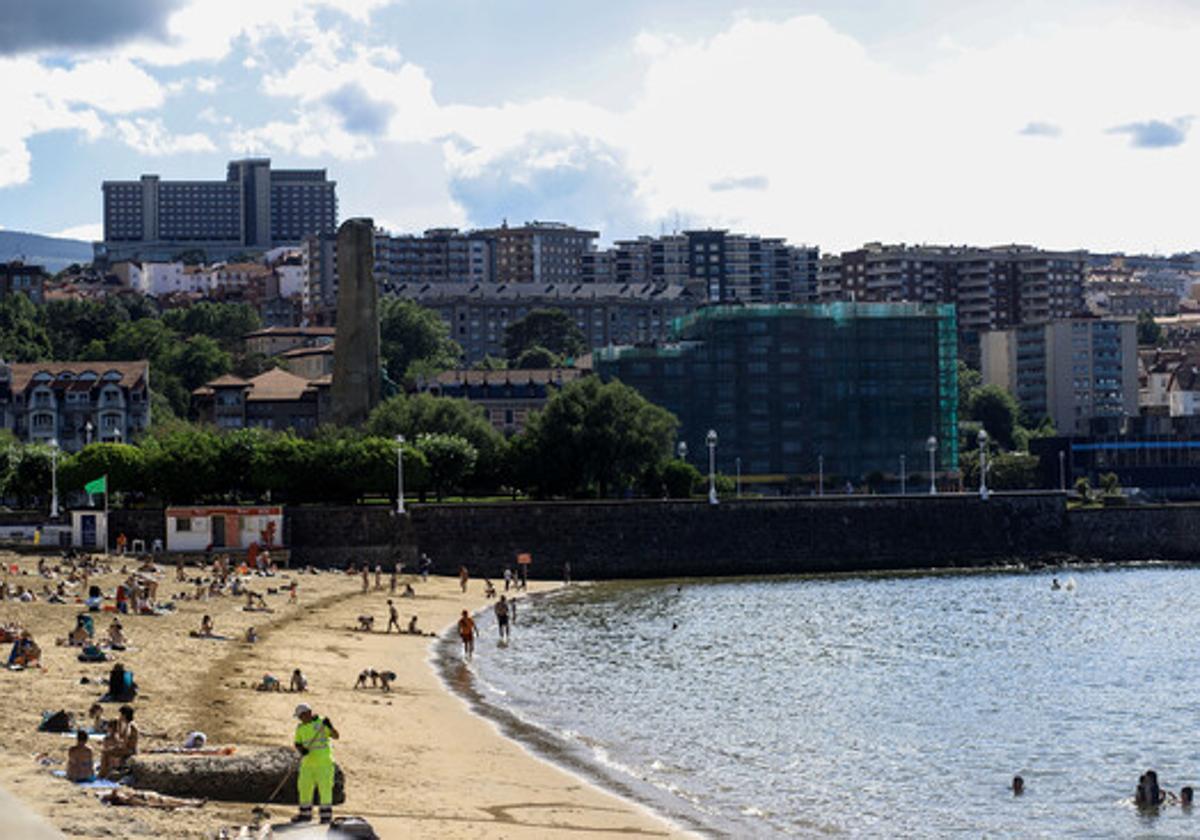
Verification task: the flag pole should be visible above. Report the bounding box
[104,474,109,552]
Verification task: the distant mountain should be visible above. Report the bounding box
[0,230,93,273]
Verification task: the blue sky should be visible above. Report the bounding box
[1,0,1199,252]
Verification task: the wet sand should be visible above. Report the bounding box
[0,553,689,839]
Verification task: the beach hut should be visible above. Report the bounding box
[164,506,283,553]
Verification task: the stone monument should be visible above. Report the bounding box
[330,218,381,426]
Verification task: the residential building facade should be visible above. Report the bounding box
[981,318,1138,435]
[419,368,586,435]
[100,158,337,263]
[477,221,598,285]
[191,368,331,431]
[0,261,48,304]
[0,360,150,451]
[595,302,959,485]
[386,282,699,363]
[243,326,336,358]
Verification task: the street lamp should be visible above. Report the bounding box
[900,454,906,496]
[926,436,938,495]
[395,434,406,514]
[977,428,989,501]
[49,438,59,518]
[677,441,687,462]
[113,427,123,445]
[818,454,824,497]
[1058,450,1066,492]
[84,419,93,446]
[706,429,718,505]
[735,456,741,498]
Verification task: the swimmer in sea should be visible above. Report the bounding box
[1137,770,1165,807]
[1051,578,1061,591]
[1012,776,1024,796]
[1182,786,1194,807]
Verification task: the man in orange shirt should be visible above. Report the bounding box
[457,610,477,659]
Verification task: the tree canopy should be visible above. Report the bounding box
[503,309,586,363]
[379,298,461,384]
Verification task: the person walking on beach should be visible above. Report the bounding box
[389,564,397,594]
[374,564,382,591]
[361,567,370,594]
[458,609,477,659]
[292,703,340,824]
[503,567,513,592]
[386,599,401,633]
[494,595,510,642]
[459,565,469,593]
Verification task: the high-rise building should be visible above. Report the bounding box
[818,243,1087,360]
[374,228,491,289]
[477,221,599,284]
[981,318,1138,436]
[100,158,337,263]
[595,302,959,483]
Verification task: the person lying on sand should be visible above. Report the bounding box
[101,787,206,809]
[244,590,270,611]
[66,730,96,782]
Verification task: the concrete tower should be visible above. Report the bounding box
[331,218,381,426]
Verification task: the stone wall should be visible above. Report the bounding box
[288,494,1069,577]
[1067,505,1200,563]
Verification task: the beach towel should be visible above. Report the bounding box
[51,770,120,789]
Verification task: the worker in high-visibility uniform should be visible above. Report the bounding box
[291,703,340,824]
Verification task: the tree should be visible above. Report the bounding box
[1099,471,1121,496]
[0,294,51,361]
[503,309,586,363]
[957,361,981,418]
[166,335,232,393]
[473,355,508,371]
[961,451,1040,490]
[59,444,147,500]
[657,459,702,498]
[515,377,678,497]
[967,385,1021,450]
[1137,311,1163,347]
[379,298,461,384]
[7,444,53,508]
[1074,476,1092,501]
[513,345,561,369]
[163,302,261,350]
[414,433,477,501]
[366,393,506,491]
[105,318,178,363]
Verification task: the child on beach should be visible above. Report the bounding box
[290,668,308,693]
[386,600,401,633]
[459,566,469,593]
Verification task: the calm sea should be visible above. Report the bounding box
[439,567,1200,837]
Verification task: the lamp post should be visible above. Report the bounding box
[677,441,687,462]
[735,457,741,498]
[926,436,938,495]
[1058,450,1066,492]
[818,454,824,497]
[706,429,718,505]
[977,429,989,501]
[84,419,93,446]
[113,427,122,445]
[900,454,906,496]
[49,438,59,518]
[395,434,406,514]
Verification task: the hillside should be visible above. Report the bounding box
[0,231,92,273]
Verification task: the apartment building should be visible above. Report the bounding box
[819,244,1087,359]
[477,221,598,285]
[981,318,1137,435]
[0,360,150,451]
[100,158,337,263]
[0,261,48,304]
[374,228,491,288]
[386,281,699,363]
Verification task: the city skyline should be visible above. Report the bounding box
[2,1,1200,254]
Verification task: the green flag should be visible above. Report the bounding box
[84,476,107,495]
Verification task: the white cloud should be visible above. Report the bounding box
[228,111,374,159]
[113,117,217,155]
[51,223,103,241]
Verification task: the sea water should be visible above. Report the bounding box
[443,567,1200,837]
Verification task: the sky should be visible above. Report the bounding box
[1,0,1199,253]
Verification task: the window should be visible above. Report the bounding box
[176,517,192,532]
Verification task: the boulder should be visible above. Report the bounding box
[128,747,345,805]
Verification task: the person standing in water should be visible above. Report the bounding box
[494,595,510,643]
[457,609,477,659]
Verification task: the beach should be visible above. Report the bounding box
[0,552,688,839]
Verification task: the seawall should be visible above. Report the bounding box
[287,493,1070,577]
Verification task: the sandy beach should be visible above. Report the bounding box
[0,552,690,839]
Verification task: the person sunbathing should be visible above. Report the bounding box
[66,730,96,782]
[191,615,215,638]
[107,621,127,650]
[8,631,41,667]
[101,787,205,809]
[256,674,282,692]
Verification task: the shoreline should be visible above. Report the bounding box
[433,589,715,839]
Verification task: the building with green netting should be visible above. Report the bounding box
[594,302,959,490]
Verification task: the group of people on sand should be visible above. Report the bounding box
[353,667,397,692]
[256,668,308,693]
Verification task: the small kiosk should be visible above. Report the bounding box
[70,510,109,551]
[164,506,284,553]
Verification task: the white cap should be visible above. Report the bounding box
[293,703,312,719]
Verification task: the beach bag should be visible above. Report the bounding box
[38,710,73,733]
